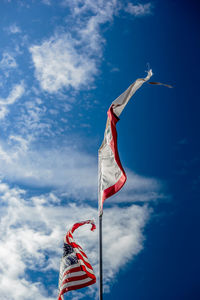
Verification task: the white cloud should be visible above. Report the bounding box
[110,66,120,72]
[101,205,150,290]
[125,2,152,16]
[29,1,152,94]
[0,82,25,119]
[42,0,51,5]
[30,34,97,93]
[0,52,17,68]
[0,138,164,204]
[9,135,29,152]
[0,82,24,105]
[0,139,97,199]
[0,181,151,299]
[30,0,119,93]
[8,24,21,34]
[0,106,8,120]
[110,170,167,203]
[15,99,51,137]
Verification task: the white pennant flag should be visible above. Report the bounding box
[98,70,153,216]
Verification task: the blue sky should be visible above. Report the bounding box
[0,0,199,299]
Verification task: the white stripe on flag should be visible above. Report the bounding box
[61,277,92,289]
[63,271,85,281]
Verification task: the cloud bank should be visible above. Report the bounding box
[0,182,151,300]
[0,136,163,204]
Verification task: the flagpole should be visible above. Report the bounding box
[99,214,103,300]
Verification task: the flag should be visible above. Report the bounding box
[98,70,153,216]
[58,220,96,300]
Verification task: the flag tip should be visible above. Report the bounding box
[148,82,173,88]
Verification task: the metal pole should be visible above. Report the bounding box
[99,214,103,300]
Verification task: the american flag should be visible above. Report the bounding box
[58,220,96,300]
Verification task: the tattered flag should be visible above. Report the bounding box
[58,220,96,300]
[98,70,153,216]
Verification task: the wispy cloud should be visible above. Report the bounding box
[124,2,152,16]
[15,98,51,138]
[0,82,24,105]
[0,137,164,205]
[0,181,151,299]
[0,138,98,199]
[0,106,8,120]
[30,0,119,93]
[7,23,21,34]
[42,0,51,5]
[110,170,167,203]
[30,34,98,93]
[0,52,17,69]
[0,82,25,119]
